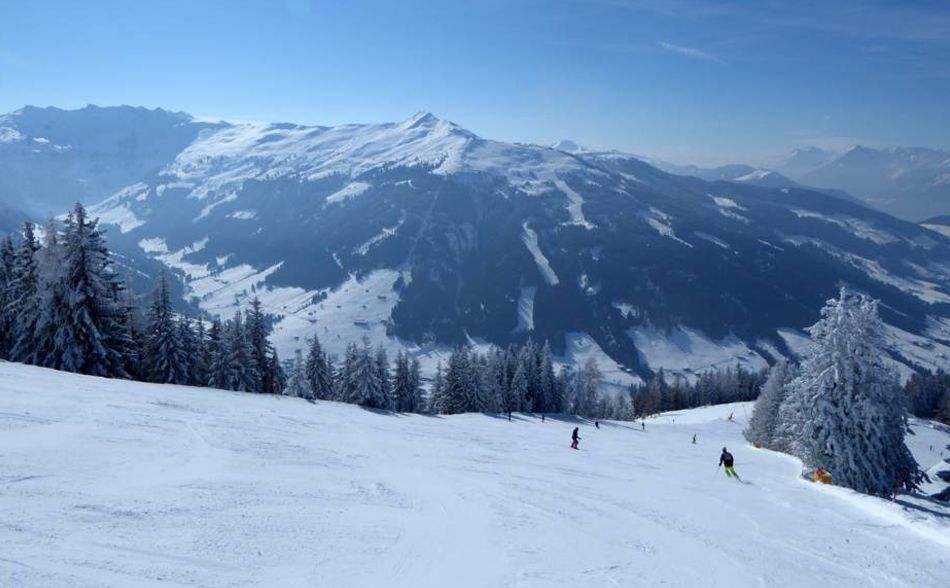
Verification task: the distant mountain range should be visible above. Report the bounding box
[608,142,950,222]
[1,106,949,385]
[776,146,950,222]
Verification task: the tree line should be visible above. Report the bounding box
[628,365,765,419]
[903,370,950,425]
[0,205,284,393]
[281,336,640,419]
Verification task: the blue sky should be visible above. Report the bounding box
[1,0,948,165]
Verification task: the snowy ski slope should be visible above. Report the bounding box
[0,362,947,587]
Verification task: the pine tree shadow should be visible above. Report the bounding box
[485,412,535,423]
[894,497,950,519]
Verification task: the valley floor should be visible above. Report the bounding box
[0,362,948,587]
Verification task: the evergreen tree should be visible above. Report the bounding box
[267,350,285,394]
[115,278,145,380]
[745,360,796,449]
[781,288,924,496]
[145,271,187,384]
[55,204,130,377]
[407,357,424,413]
[520,339,540,411]
[177,315,198,385]
[192,318,210,387]
[0,235,16,358]
[375,344,392,409]
[392,351,412,412]
[509,361,528,415]
[305,335,334,400]
[208,318,231,390]
[555,365,572,412]
[222,311,261,392]
[429,361,446,414]
[29,218,70,370]
[572,358,602,416]
[245,298,277,392]
[285,349,311,398]
[538,341,557,413]
[350,339,386,408]
[8,221,40,364]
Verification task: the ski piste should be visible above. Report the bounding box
[1,361,947,587]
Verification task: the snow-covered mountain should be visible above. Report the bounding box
[3,106,950,384]
[553,142,808,192]
[773,146,838,179]
[1,362,947,587]
[0,105,216,216]
[774,145,950,222]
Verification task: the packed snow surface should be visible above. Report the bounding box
[629,325,769,381]
[0,363,947,587]
[513,286,536,333]
[521,222,560,286]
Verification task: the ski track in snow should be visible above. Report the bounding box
[521,223,560,286]
[552,178,594,229]
[513,286,536,333]
[0,364,946,587]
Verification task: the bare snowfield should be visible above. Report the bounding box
[0,362,948,587]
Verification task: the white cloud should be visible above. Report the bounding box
[657,41,724,64]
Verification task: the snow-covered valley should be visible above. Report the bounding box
[1,362,947,587]
[4,106,950,384]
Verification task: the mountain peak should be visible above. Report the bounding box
[401,111,440,128]
[551,139,585,153]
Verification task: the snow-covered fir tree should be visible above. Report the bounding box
[780,288,924,496]
[177,315,199,385]
[191,318,210,387]
[245,298,276,393]
[429,360,446,414]
[348,339,386,408]
[508,361,528,415]
[268,352,285,394]
[221,311,261,393]
[0,235,16,358]
[392,351,413,412]
[29,218,70,370]
[115,278,145,380]
[54,204,130,377]
[145,271,188,384]
[538,342,558,413]
[284,349,311,399]
[407,357,423,413]
[8,221,41,364]
[745,360,797,449]
[375,344,392,409]
[304,335,334,400]
[571,358,602,416]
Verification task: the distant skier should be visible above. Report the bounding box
[541,414,545,423]
[642,422,645,431]
[595,420,600,429]
[692,434,697,445]
[719,447,740,480]
[571,427,581,450]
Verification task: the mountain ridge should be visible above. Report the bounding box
[2,106,949,384]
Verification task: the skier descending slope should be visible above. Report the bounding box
[571,427,581,450]
[719,447,740,480]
